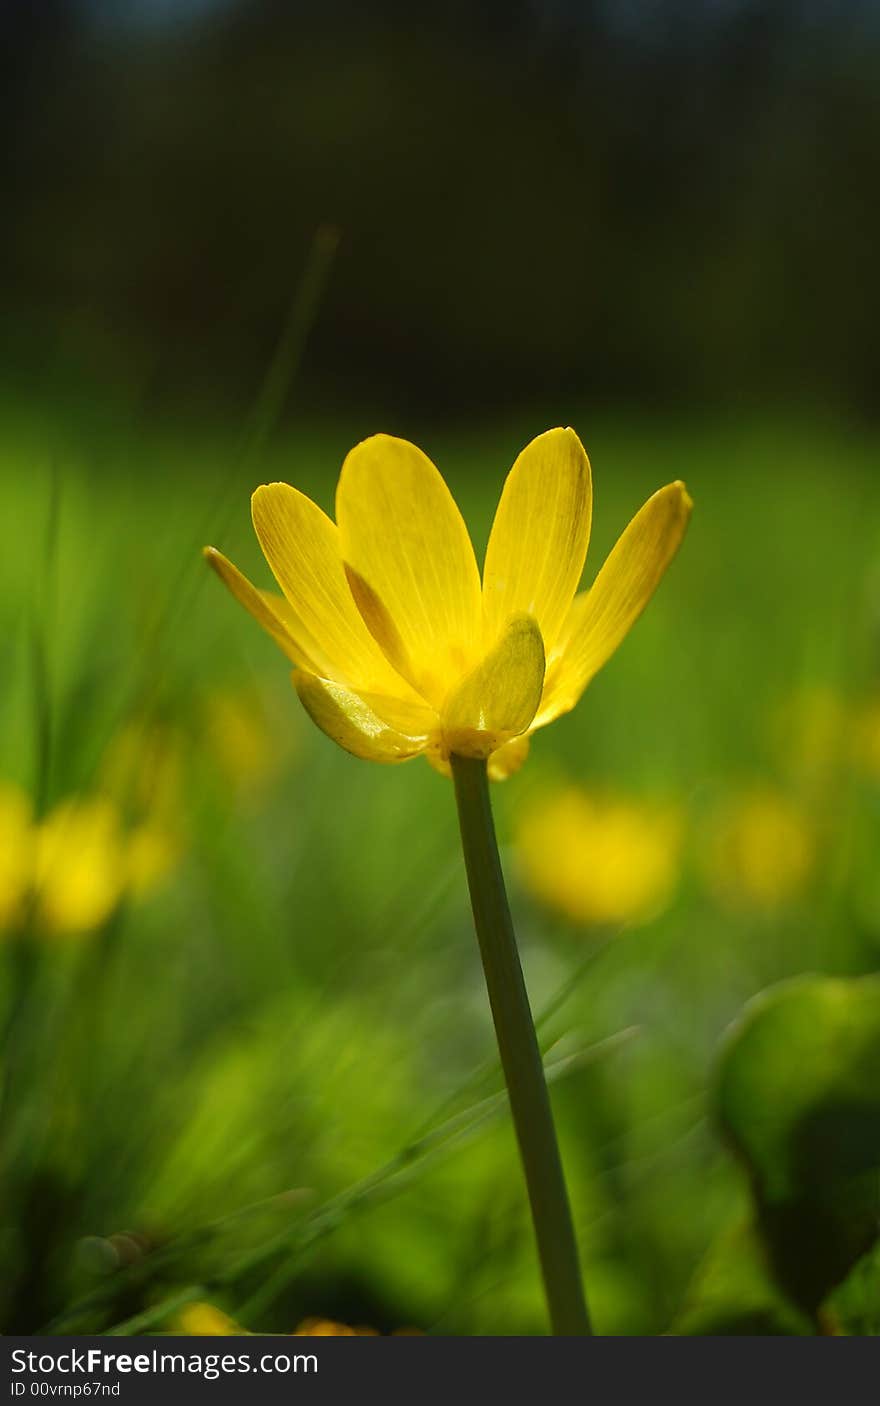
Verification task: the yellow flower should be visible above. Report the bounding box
[205,429,691,778]
[703,786,814,911]
[517,785,682,927]
[32,796,129,935]
[0,782,33,932]
[31,795,176,936]
[176,1303,248,1335]
[0,773,178,941]
[292,1318,379,1336]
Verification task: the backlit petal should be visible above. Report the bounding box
[535,481,691,725]
[424,749,452,779]
[294,672,431,763]
[441,615,545,758]
[251,483,410,695]
[203,547,317,670]
[487,734,531,781]
[336,435,482,706]
[483,428,592,655]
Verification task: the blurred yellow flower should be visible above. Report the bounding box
[203,689,276,791]
[0,783,33,932]
[33,796,128,935]
[0,784,179,940]
[176,1303,248,1335]
[516,785,682,927]
[173,1305,405,1337]
[770,685,847,785]
[293,1318,379,1336]
[703,786,814,911]
[206,429,690,779]
[99,718,183,821]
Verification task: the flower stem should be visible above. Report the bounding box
[450,753,591,1336]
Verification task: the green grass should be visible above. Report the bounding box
[1,396,879,1335]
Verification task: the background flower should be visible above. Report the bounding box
[516,785,682,929]
[701,786,815,913]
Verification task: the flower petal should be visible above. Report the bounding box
[424,749,452,779]
[441,615,545,758]
[487,734,531,781]
[336,435,482,707]
[294,672,431,763]
[251,483,410,694]
[482,428,592,655]
[536,481,692,725]
[203,546,318,670]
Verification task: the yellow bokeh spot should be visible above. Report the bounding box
[99,718,183,821]
[203,689,276,791]
[33,796,128,936]
[703,786,814,911]
[175,1302,247,1335]
[770,685,848,784]
[125,821,179,897]
[516,785,682,928]
[1,761,179,942]
[292,1318,379,1336]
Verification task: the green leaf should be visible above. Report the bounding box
[673,1221,811,1336]
[715,974,880,1319]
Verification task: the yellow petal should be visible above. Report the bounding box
[483,428,592,655]
[424,749,452,779]
[487,734,531,781]
[294,672,432,763]
[203,547,317,669]
[441,615,545,758]
[536,481,691,725]
[251,483,410,694]
[336,435,482,706]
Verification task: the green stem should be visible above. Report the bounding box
[450,753,591,1336]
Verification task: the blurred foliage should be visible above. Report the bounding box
[672,1222,811,1336]
[715,975,880,1323]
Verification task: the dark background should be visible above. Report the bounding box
[4,0,879,423]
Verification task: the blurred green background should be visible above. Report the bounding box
[2,0,880,1336]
